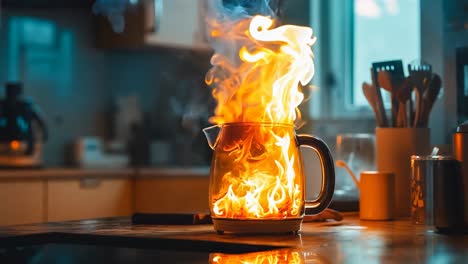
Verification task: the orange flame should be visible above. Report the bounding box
[206,15,315,220]
[210,250,304,264]
[206,15,315,125]
[211,126,303,219]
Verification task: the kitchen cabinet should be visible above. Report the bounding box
[0,168,210,226]
[1,0,94,8]
[145,0,209,50]
[0,180,45,226]
[96,0,210,51]
[135,176,209,213]
[47,177,133,222]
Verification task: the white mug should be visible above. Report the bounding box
[359,171,395,220]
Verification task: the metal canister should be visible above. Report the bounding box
[411,155,463,230]
[411,155,435,225]
[453,121,468,228]
[432,157,464,232]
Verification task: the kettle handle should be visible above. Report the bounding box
[297,134,335,215]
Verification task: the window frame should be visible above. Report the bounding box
[308,0,421,120]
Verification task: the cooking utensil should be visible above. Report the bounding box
[413,87,422,127]
[372,60,405,127]
[420,74,442,126]
[378,71,406,127]
[369,68,388,127]
[362,82,382,126]
[408,61,432,127]
[376,71,399,126]
[395,78,413,127]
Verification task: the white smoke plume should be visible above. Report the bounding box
[205,0,316,126]
[208,0,278,18]
[205,0,280,71]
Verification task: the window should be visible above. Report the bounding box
[309,0,421,118]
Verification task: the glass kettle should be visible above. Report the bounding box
[204,122,335,234]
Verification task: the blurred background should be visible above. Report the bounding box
[0,0,467,224]
[1,0,466,168]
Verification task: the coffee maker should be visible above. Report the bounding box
[0,83,48,168]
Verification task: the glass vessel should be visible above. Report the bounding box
[204,122,335,234]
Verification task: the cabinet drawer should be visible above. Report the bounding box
[0,180,44,226]
[47,178,133,222]
[135,177,209,213]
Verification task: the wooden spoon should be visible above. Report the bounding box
[408,63,432,127]
[413,88,422,128]
[420,74,442,126]
[369,68,388,127]
[363,82,383,127]
[378,71,405,127]
[395,78,412,127]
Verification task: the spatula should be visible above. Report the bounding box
[372,60,405,127]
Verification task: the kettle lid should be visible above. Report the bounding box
[456,120,468,133]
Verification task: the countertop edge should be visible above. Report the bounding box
[0,167,210,180]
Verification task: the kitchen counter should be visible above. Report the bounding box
[0,167,209,180]
[1,214,467,263]
[136,167,210,178]
[0,168,133,180]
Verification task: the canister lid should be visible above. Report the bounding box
[411,155,455,161]
[456,120,468,133]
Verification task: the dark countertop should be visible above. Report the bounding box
[1,214,467,263]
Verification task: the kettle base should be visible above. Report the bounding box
[213,218,302,234]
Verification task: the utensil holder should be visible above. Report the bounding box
[376,128,430,217]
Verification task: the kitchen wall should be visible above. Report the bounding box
[105,49,212,166]
[421,0,468,145]
[0,0,382,168]
[0,8,211,166]
[0,9,111,166]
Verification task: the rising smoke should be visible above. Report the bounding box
[209,0,282,19]
[205,0,281,72]
[205,0,315,125]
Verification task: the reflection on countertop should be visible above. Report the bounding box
[1,214,468,263]
[0,167,210,180]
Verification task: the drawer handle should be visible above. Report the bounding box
[80,178,101,188]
